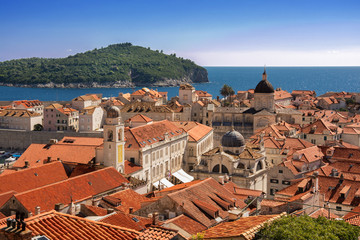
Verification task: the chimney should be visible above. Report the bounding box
[24,161,29,168]
[54,203,64,211]
[129,207,133,214]
[152,212,159,225]
[35,206,40,215]
[313,171,319,192]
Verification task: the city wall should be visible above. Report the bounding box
[0,129,102,150]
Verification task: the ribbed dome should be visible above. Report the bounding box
[221,130,245,148]
[107,106,121,118]
[254,79,274,93]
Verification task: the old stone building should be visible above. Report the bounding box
[191,129,268,192]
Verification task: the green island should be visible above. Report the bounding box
[0,43,208,88]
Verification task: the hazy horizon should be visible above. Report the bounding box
[1,0,360,66]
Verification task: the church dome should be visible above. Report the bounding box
[107,106,121,118]
[221,130,245,148]
[254,79,274,93]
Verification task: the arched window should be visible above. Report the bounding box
[237,162,245,169]
[212,164,229,174]
[107,130,113,141]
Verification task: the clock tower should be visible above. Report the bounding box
[103,106,125,173]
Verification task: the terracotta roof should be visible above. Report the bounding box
[167,178,246,228]
[261,199,286,207]
[80,106,102,115]
[46,104,78,116]
[290,146,324,163]
[124,120,185,150]
[301,119,341,135]
[275,89,292,100]
[0,109,41,117]
[223,181,263,198]
[72,94,101,101]
[195,90,212,98]
[202,214,284,240]
[127,114,153,123]
[12,100,42,108]
[136,225,180,240]
[154,180,203,196]
[309,208,339,219]
[171,121,213,142]
[13,167,128,214]
[124,160,143,175]
[0,161,67,195]
[58,136,104,146]
[292,90,316,96]
[162,214,207,236]
[100,212,152,231]
[82,204,108,216]
[14,143,98,168]
[331,147,360,162]
[22,210,139,239]
[103,189,148,214]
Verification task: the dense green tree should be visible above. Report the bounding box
[33,124,43,131]
[255,215,360,240]
[0,43,207,86]
[220,84,235,99]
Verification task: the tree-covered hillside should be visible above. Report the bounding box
[0,43,208,87]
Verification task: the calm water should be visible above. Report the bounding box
[0,67,359,101]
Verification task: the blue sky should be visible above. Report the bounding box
[1,0,360,66]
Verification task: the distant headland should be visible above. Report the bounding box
[0,43,208,88]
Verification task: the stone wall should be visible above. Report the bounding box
[0,129,102,150]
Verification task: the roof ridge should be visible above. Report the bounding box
[14,167,116,196]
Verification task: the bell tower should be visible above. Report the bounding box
[103,106,125,173]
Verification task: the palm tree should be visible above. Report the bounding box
[220,84,235,105]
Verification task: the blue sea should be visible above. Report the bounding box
[0,67,359,101]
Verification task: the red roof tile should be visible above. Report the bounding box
[100,211,152,231]
[104,189,148,214]
[136,225,180,240]
[202,214,284,240]
[162,214,207,236]
[14,143,98,168]
[0,161,67,195]
[13,167,128,214]
[23,210,139,239]
[171,121,212,142]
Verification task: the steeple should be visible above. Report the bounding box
[262,65,267,81]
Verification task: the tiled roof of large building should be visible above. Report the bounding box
[166,178,246,228]
[102,189,148,214]
[0,109,41,117]
[124,120,185,150]
[195,90,212,98]
[12,167,128,214]
[13,142,98,168]
[100,211,152,231]
[21,210,139,240]
[81,204,108,216]
[0,161,67,195]
[171,121,212,142]
[136,226,180,240]
[201,214,284,240]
